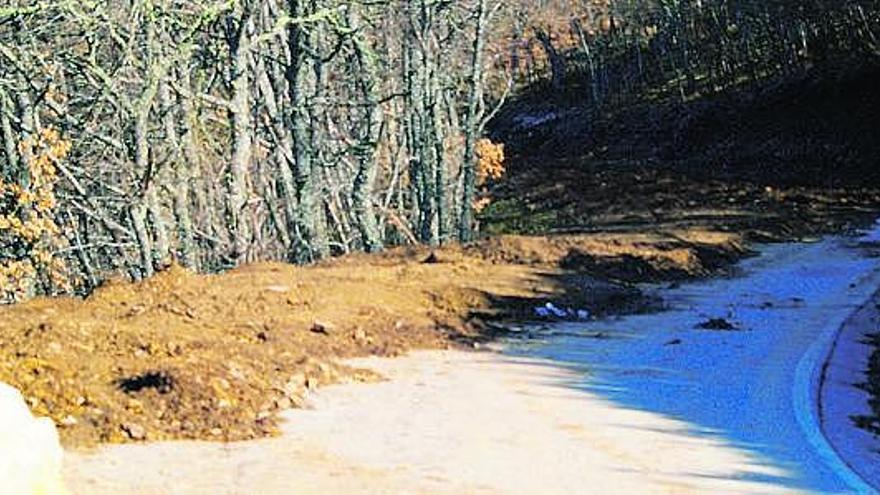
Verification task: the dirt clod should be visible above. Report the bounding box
[310,321,335,335]
[696,318,739,331]
[117,371,174,394]
[121,423,146,441]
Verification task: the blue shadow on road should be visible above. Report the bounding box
[504,228,880,494]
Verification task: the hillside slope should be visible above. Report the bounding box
[483,63,880,239]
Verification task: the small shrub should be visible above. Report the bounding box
[474,138,506,213]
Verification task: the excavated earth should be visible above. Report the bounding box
[0,231,749,448]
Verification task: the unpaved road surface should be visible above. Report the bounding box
[65,351,792,494]
[64,226,880,494]
[510,224,880,493]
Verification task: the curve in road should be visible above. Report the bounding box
[510,223,880,493]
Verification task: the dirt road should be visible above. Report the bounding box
[64,350,795,494]
[64,226,880,494]
[509,223,880,493]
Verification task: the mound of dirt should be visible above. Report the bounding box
[0,231,740,448]
[468,232,747,283]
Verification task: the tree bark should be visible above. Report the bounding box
[459,0,489,242]
[161,78,197,268]
[227,0,254,264]
[286,0,328,263]
[350,23,384,253]
[0,89,18,179]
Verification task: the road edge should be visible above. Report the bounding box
[794,280,880,494]
[818,285,880,492]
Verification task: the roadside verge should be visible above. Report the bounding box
[818,286,880,492]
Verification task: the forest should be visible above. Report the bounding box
[1,0,878,301]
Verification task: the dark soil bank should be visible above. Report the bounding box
[483,62,880,240]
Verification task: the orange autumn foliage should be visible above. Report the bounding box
[474,138,505,213]
[0,128,71,302]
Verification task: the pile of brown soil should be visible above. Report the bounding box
[0,231,741,448]
[469,231,747,283]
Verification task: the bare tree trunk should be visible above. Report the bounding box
[161,78,197,268]
[130,196,154,280]
[308,44,331,258]
[132,107,156,278]
[573,19,601,106]
[15,92,37,189]
[227,1,254,264]
[350,26,384,253]
[132,111,155,278]
[535,28,565,91]
[459,0,489,242]
[407,0,439,246]
[178,70,212,268]
[286,0,328,263]
[0,89,18,176]
[432,82,449,244]
[146,188,170,266]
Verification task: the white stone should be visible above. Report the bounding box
[0,382,67,494]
